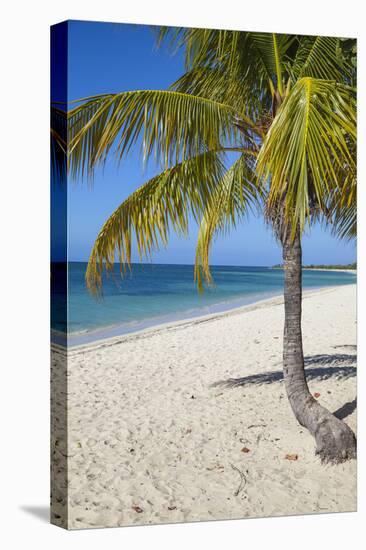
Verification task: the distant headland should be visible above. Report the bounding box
[271,262,357,270]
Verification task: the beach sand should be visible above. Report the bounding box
[51,284,357,529]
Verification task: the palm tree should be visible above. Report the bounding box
[65,30,356,463]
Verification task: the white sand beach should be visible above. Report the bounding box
[302,268,357,274]
[51,284,357,529]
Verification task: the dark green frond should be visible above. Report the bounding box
[250,32,296,95]
[170,64,267,134]
[160,29,279,98]
[158,27,241,71]
[329,171,357,240]
[288,36,350,82]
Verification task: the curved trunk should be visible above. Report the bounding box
[282,229,356,463]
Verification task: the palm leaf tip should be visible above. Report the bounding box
[85,151,228,293]
[194,154,262,290]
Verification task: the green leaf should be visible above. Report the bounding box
[68,90,240,179]
[256,77,356,233]
[288,36,350,82]
[85,150,227,294]
[194,154,263,290]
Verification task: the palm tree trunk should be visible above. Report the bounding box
[282,228,356,463]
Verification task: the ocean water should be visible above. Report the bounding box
[51,262,356,346]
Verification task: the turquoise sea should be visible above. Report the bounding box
[51,262,356,346]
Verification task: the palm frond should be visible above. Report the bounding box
[59,29,357,299]
[157,27,241,71]
[329,171,357,239]
[68,89,241,179]
[257,77,356,233]
[169,64,271,136]
[288,36,350,82]
[159,28,295,101]
[85,150,227,294]
[250,32,296,95]
[194,154,263,290]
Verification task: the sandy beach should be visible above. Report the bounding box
[51,284,357,529]
[302,269,357,274]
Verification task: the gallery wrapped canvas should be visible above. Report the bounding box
[51,20,357,529]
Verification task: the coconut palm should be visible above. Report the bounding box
[64,30,357,463]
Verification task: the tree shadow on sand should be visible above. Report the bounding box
[213,352,357,420]
[333,398,357,420]
[214,353,356,389]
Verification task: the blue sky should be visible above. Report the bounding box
[58,20,355,265]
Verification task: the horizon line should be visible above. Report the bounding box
[51,260,355,267]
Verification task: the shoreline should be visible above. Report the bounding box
[53,284,355,353]
[270,267,356,274]
[302,268,356,274]
[52,289,284,349]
